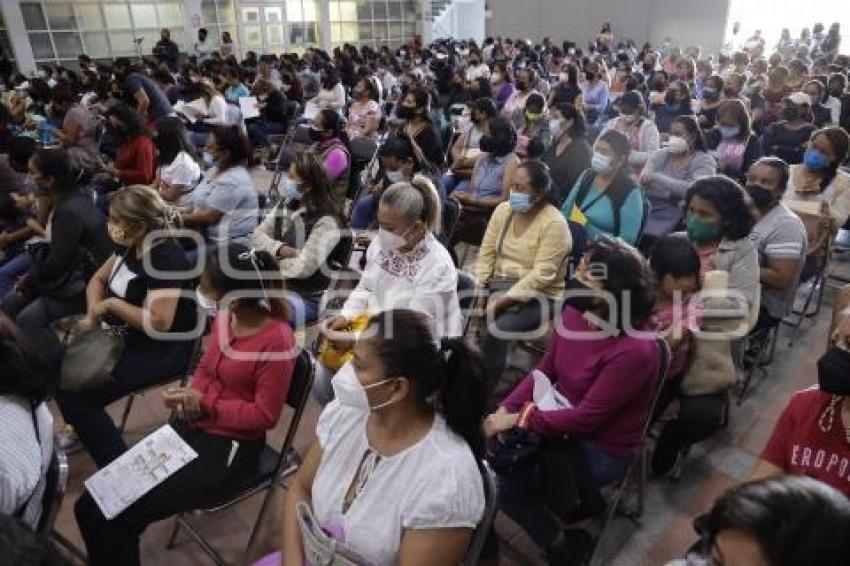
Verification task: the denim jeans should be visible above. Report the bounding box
[0,252,32,299]
[246,119,286,147]
[350,193,378,230]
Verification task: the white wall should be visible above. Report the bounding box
[487,0,731,56]
[434,0,486,44]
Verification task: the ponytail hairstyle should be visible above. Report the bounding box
[203,243,291,322]
[380,174,442,233]
[110,184,181,241]
[367,309,487,457]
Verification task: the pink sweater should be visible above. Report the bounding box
[502,307,661,457]
[192,312,296,440]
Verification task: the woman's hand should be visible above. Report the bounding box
[91,297,117,319]
[321,315,356,349]
[76,314,100,333]
[276,244,298,260]
[487,295,518,318]
[163,386,204,421]
[483,409,519,437]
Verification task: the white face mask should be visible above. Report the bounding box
[666,135,689,154]
[282,177,301,200]
[376,227,408,252]
[331,362,398,412]
[559,72,569,83]
[196,288,218,315]
[550,118,564,138]
[385,169,406,183]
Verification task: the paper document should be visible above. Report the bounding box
[174,98,209,123]
[532,370,572,411]
[302,100,320,120]
[85,424,198,519]
[239,96,261,120]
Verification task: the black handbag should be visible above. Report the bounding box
[486,428,542,474]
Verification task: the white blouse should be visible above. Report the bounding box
[340,232,462,337]
[311,401,484,565]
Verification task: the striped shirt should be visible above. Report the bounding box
[0,396,53,529]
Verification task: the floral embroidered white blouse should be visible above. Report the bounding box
[339,232,462,337]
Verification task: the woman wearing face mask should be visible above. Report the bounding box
[303,108,351,202]
[441,97,497,196]
[57,185,198,464]
[761,92,817,165]
[396,86,445,168]
[474,159,570,388]
[580,62,609,125]
[748,342,850,499]
[512,93,551,159]
[74,242,295,565]
[541,103,592,207]
[651,176,758,476]
[155,116,201,210]
[783,126,850,225]
[803,80,834,127]
[548,63,583,108]
[653,79,694,134]
[450,117,521,247]
[501,68,540,118]
[561,129,645,245]
[280,309,486,566]
[317,178,460,401]
[50,83,99,175]
[97,103,157,196]
[641,115,716,239]
[245,78,290,150]
[484,236,658,563]
[600,90,660,175]
[1,149,111,375]
[704,99,761,184]
[253,152,346,325]
[345,77,382,141]
[696,75,725,130]
[491,62,515,111]
[182,125,258,253]
[309,67,345,113]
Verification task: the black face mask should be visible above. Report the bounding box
[479,134,511,156]
[585,72,596,82]
[781,106,799,121]
[396,105,417,120]
[665,91,679,106]
[817,346,850,395]
[746,184,777,210]
[563,278,598,314]
[515,80,528,91]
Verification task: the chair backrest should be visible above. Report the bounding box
[442,198,462,242]
[349,136,378,164]
[269,349,316,477]
[461,460,497,566]
[292,123,313,145]
[456,271,478,336]
[327,228,355,272]
[37,439,68,533]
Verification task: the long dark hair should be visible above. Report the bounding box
[292,151,345,225]
[672,115,708,153]
[32,148,77,201]
[203,243,291,322]
[0,314,51,402]
[317,108,350,148]
[106,102,150,139]
[155,116,197,165]
[211,125,251,172]
[367,309,487,457]
[685,176,755,241]
[811,127,850,190]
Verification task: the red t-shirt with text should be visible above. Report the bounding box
[761,387,850,497]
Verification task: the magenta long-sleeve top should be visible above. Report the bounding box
[501,306,661,457]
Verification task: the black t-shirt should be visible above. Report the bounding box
[414,123,446,168]
[106,239,198,340]
[124,73,173,121]
[762,122,817,165]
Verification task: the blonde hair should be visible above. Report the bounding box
[110,184,181,236]
[380,174,441,233]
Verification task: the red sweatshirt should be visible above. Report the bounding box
[192,311,297,440]
[114,135,156,185]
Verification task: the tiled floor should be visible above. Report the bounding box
[47,167,846,564]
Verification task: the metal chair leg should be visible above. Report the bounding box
[117,395,135,435]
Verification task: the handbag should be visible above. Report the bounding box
[59,253,130,393]
[297,501,368,566]
[486,212,520,294]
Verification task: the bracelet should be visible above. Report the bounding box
[517,402,537,429]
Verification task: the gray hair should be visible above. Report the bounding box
[379,174,441,233]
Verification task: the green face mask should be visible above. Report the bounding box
[686,214,722,244]
[525,111,543,122]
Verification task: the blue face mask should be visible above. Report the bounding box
[719,125,740,139]
[804,148,831,172]
[282,178,301,200]
[509,190,533,213]
[202,151,215,170]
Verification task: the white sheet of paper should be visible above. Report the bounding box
[174,98,209,123]
[239,96,261,120]
[302,100,320,120]
[85,425,198,519]
[532,370,572,411]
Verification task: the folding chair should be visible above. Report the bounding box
[442,197,462,243]
[460,461,497,566]
[590,339,671,566]
[47,441,89,562]
[457,271,478,337]
[117,332,207,436]
[165,348,315,565]
[268,123,314,201]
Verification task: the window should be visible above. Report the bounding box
[200,0,237,57]
[286,0,318,50]
[725,0,850,56]
[0,10,13,61]
[21,1,185,68]
[329,0,417,49]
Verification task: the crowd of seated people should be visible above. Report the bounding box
[1,20,850,566]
